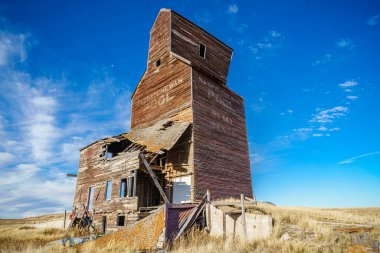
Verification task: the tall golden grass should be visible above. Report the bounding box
[0,204,379,253]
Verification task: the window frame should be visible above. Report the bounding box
[105,180,112,201]
[116,215,125,226]
[199,43,206,58]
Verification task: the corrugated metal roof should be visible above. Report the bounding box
[123,120,191,153]
[165,203,196,243]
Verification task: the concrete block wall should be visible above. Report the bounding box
[208,204,272,240]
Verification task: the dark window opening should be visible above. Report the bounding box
[102,216,107,234]
[103,139,131,159]
[117,215,125,226]
[156,59,161,67]
[199,43,206,58]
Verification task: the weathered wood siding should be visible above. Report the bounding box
[131,10,192,130]
[147,9,171,72]
[192,70,253,200]
[164,126,194,200]
[170,11,232,85]
[73,142,141,231]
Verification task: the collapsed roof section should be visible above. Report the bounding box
[80,119,191,155]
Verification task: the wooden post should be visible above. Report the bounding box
[206,190,211,231]
[133,170,137,197]
[241,194,247,239]
[63,209,67,229]
[140,153,169,203]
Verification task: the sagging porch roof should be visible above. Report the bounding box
[80,119,191,154]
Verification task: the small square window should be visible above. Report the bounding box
[156,59,161,67]
[199,43,206,58]
[117,215,125,226]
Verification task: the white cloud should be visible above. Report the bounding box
[313,53,332,66]
[335,38,354,49]
[317,126,340,132]
[338,151,380,165]
[0,163,39,186]
[0,152,14,165]
[249,30,282,59]
[250,153,263,164]
[309,106,348,124]
[280,109,294,116]
[367,14,379,26]
[227,4,239,14]
[0,28,132,217]
[338,80,358,88]
[346,95,358,101]
[269,31,281,38]
[0,30,27,67]
[312,133,330,137]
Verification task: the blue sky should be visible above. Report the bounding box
[0,1,379,217]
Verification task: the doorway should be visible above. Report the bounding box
[172,175,191,204]
[102,216,107,234]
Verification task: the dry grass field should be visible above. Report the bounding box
[0,204,379,253]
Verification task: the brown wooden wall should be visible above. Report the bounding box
[191,70,253,200]
[164,126,194,200]
[131,57,192,130]
[170,11,232,85]
[73,143,141,231]
[147,10,170,72]
[131,9,193,130]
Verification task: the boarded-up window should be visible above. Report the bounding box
[105,181,112,200]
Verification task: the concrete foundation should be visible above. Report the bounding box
[208,204,272,240]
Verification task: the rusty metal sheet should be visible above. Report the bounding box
[165,203,196,243]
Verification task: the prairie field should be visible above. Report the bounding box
[0,204,379,253]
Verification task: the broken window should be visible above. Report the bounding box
[199,43,206,58]
[105,181,112,200]
[120,175,136,198]
[117,215,125,226]
[88,186,94,210]
[120,178,127,198]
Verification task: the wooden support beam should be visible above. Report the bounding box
[133,170,137,197]
[241,194,247,238]
[63,209,67,229]
[140,153,169,203]
[206,190,211,231]
[175,192,208,240]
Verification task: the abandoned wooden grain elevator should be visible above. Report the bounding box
[72,8,253,232]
